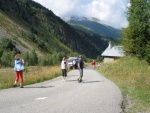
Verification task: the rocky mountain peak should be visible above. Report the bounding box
[70,16,89,21]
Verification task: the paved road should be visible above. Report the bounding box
[0,68,123,113]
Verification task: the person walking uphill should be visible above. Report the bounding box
[61,56,67,82]
[91,60,96,70]
[77,55,84,83]
[13,54,25,88]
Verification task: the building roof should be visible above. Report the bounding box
[101,42,125,57]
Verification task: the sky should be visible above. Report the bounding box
[33,0,130,29]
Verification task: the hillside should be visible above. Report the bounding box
[0,0,110,58]
[68,16,122,38]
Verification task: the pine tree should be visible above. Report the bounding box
[123,0,150,61]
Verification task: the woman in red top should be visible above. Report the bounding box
[91,60,96,69]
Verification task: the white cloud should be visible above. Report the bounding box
[33,0,129,29]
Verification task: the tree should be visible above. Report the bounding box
[123,0,150,61]
[96,55,103,62]
[22,52,30,66]
[0,37,16,56]
[0,50,15,67]
[29,50,38,65]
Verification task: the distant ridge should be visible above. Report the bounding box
[68,16,122,38]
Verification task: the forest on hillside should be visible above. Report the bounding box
[0,0,117,67]
[0,0,110,59]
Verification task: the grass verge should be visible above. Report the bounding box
[97,56,150,113]
[0,66,61,89]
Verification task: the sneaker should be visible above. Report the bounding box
[20,86,24,88]
[79,79,83,83]
[13,84,17,87]
[78,79,81,83]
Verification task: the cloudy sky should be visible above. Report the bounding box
[33,0,130,29]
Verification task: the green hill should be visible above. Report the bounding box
[68,18,122,38]
[0,0,111,58]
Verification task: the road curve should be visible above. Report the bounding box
[0,68,123,113]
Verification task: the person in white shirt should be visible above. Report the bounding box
[61,56,67,82]
[72,60,76,69]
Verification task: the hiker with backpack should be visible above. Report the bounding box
[77,55,84,83]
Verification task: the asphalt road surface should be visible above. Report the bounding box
[0,68,123,113]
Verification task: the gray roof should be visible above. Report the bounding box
[101,43,125,57]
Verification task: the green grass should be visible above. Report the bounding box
[97,56,150,112]
[0,66,61,89]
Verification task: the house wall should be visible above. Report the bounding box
[103,57,119,63]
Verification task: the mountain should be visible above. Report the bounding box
[67,16,122,38]
[0,0,110,58]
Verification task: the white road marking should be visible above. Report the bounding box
[36,97,48,100]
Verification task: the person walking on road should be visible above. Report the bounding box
[13,54,25,88]
[91,60,96,70]
[77,55,84,83]
[61,56,67,82]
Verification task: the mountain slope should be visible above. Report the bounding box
[68,17,122,38]
[0,0,108,58]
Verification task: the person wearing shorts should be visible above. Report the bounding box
[77,55,84,82]
[61,56,67,82]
